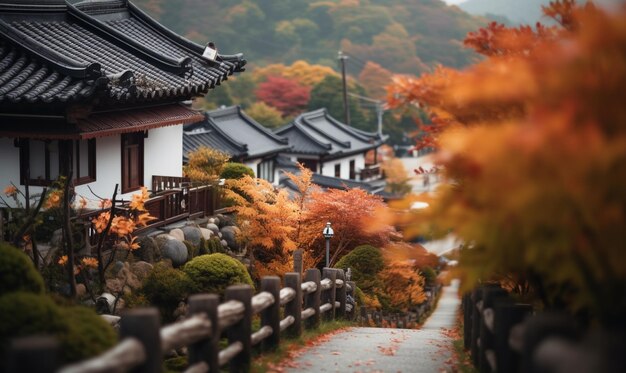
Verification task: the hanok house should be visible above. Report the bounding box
[0,0,245,229]
[274,108,388,184]
[183,106,291,184]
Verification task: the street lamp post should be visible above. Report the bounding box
[323,222,334,267]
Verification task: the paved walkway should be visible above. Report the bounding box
[285,280,461,373]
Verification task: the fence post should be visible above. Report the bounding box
[336,269,347,319]
[494,303,532,373]
[480,287,509,373]
[293,249,303,274]
[471,286,484,366]
[322,268,337,321]
[120,308,161,373]
[261,276,281,351]
[225,285,253,373]
[348,280,356,321]
[285,272,302,338]
[188,294,220,373]
[463,293,472,349]
[7,336,59,373]
[304,268,321,329]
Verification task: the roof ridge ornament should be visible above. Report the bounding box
[202,42,218,62]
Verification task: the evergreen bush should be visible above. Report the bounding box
[220,162,254,180]
[183,253,253,297]
[0,242,44,296]
[335,245,384,293]
[141,263,194,322]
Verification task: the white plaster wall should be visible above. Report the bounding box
[74,135,121,202]
[144,125,183,182]
[320,154,364,180]
[0,138,29,207]
[245,159,260,178]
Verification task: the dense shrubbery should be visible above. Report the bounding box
[0,292,115,368]
[183,254,253,297]
[335,245,384,293]
[141,263,194,322]
[220,162,255,180]
[0,242,44,296]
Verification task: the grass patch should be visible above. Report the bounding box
[451,312,478,373]
[251,319,355,373]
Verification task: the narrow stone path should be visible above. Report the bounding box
[284,280,461,373]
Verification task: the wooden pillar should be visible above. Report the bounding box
[120,308,162,373]
[261,277,281,351]
[335,269,347,319]
[480,287,508,373]
[463,293,472,349]
[285,272,302,338]
[304,268,321,329]
[471,287,483,366]
[293,249,303,274]
[494,303,532,373]
[322,268,337,321]
[7,336,59,373]
[188,294,220,373]
[225,285,253,373]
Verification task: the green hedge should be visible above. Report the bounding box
[183,254,253,297]
[0,242,44,296]
[141,263,194,322]
[335,245,384,294]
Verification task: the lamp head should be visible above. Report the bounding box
[322,221,334,238]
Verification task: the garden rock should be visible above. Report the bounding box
[206,223,220,236]
[161,237,188,267]
[169,228,185,242]
[50,229,63,247]
[76,284,87,298]
[135,236,159,262]
[208,217,219,226]
[182,226,202,247]
[216,214,234,227]
[220,226,241,251]
[199,228,213,240]
[131,261,154,282]
[155,234,175,250]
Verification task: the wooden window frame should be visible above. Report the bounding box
[349,160,356,180]
[121,132,145,194]
[19,139,96,186]
[334,163,341,178]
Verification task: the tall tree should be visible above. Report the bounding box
[255,75,311,117]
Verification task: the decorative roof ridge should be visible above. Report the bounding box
[127,1,235,70]
[298,111,352,148]
[290,116,333,151]
[0,0,66,12]
[67,1,193,76]
[204,113,248,152]
[318,108,377,143]
[0,18,104,79]
[236,106,290,145]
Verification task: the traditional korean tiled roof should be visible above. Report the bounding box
[0,0,245,109]
[274,108,387,159]
[183,105,291,161]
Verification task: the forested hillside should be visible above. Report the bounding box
[133,0,487,74]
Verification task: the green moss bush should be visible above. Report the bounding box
[0,292,115,369]
[183,240,197,260]
[205,237,223,254]
[183,253,253,297]
[0,242,44,296]
[220,162,254,180]
[141,263,194,322]
[335,245,384,293]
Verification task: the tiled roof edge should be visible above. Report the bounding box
[237,106,290,145]
[67,2,192,76]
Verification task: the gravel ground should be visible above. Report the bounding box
[285,280,461,373]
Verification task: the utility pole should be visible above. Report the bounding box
[337,51,350,126]
[348,92,386,138]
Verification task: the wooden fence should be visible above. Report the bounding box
[6,267,356,373]
[461,285,621,373]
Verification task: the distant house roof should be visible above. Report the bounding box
[274,108,387,159]
[0,0,245,110]
[276,156,385,195]
[183,105,291,162]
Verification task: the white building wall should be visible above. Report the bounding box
[245,159,261,178]
[320,154,364,180]
[1,125,184,208]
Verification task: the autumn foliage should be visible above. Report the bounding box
[388,1,626,326]
[255,75,311,117]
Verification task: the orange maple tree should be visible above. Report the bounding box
[387,1,626,325]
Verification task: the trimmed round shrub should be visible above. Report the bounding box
[0,242,44,296]
[183,254,253,297]
[0,292,115,369]
[141,263,194,322]
[335,245,385,293]
[60,306,117,362]
[220,162,254,180]
[205,237,224,254]
[183,240,197,260]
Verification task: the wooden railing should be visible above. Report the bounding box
[359,164,381,181]
[7,268,356,373]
